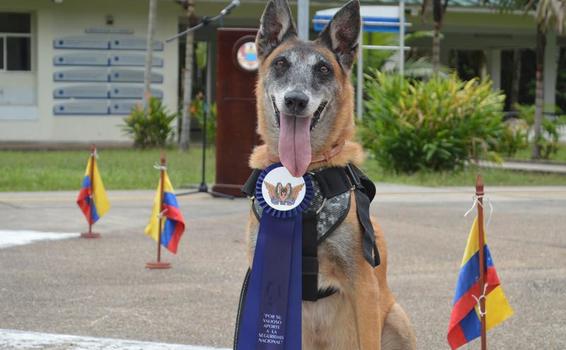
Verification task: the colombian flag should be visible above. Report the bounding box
[144,171,185,254]
[76,156,110,224]
[447,218,513,349]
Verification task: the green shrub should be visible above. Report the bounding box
[360,72,505,173]
[498,118,529,157]
[123,98,177,148]
[514,104,566,159]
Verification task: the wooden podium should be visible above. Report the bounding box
[213,28,260,197]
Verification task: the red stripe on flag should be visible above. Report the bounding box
[76,187,93,224]
[164,204,185,223]
[447,323,468,350]
[162,204,185,254]
[165,223,184,254]
[448,266,500,330]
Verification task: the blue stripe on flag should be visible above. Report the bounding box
[83,195,100,223]
[163,192,179,208]
[90,197,100,222]
[453,246,494,303]
[161,219,177,247]
[82,175,91,188]
[461,308,481,341]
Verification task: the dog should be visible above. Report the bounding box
[244,1,417,349]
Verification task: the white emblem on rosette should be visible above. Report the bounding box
[261,166,307,212]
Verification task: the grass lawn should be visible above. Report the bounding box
[0,147,215,192]
[0,147,564,192]
[510,143,566,163]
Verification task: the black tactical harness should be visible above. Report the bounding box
[241,164,380,302]
[233,164,380,348]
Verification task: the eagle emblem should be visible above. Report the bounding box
[264,181,305,206]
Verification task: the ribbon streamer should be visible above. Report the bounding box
[236,164,312,350]
[464,195,494,228]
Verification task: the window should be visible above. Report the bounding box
[0,13,31,71]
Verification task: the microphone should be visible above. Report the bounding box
[220,0,240,16]
[166,0,240,43]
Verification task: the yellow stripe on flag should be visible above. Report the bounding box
[163,172,175,193]
[144,171,174,242]
[86,157,110,218]
[460,217,487,267]
[485,286,514,330]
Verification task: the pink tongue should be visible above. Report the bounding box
[278,114,312,177]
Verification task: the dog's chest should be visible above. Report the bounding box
[252,177,351,240]
[302,293,359,350]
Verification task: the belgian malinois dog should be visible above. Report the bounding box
[245,0,417,348]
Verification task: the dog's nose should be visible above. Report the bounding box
[284,91,309,115]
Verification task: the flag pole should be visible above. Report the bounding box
[157,154,165,263]
[476,175,487,350]
[146,152,171,269]
[81,144,101,239]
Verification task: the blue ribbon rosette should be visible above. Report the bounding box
[237,163,313,350]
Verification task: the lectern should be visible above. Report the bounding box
[213,28,260,197]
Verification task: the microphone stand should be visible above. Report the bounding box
[168,2,237,199]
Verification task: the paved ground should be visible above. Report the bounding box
[0,185,565,349]
[478,160,566,174]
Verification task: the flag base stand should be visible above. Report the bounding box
[145,261,171,269]
[80,232,101,239]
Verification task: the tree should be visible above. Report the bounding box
[490,0,565,158]
[179,0,197,151]
[510,49,522,109]
[143,0,158,110]
[530,0,565,159]
[421,0,449,73]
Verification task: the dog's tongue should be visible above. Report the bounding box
[279,114,312,177]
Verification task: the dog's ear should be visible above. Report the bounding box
[256,0,297,61]
[316,0,361,71]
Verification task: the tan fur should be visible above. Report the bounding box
[246,32,416,350]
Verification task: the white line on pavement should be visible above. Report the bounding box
[0,329,231,350]
[0,230,79,249]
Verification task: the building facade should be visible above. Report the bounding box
[0,0,179,143]
[1,0,564,144]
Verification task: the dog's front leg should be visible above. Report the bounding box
[349,262,382,350]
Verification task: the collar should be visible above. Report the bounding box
[268,140,346,165]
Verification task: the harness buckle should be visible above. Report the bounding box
[346,164,361,189]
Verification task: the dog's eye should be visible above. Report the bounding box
[319,65,330,74]
[274,58,288,69]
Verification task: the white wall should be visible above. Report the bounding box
[0,0,179,143]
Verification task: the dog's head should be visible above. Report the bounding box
[255,0,361,177]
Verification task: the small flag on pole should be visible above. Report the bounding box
[145,167,185,254]
[76,147,110,226]
[447,215,513,349]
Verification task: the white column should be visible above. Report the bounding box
[488,49,501,91]
[544,29,558,114]
[297,0,310,41]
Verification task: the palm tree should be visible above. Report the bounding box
[510,49,522,109]
[495,0,565,158]
[421,0,449,73]
[529,0,566,158]
[179,0,197,152]
[143,0,158,110]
